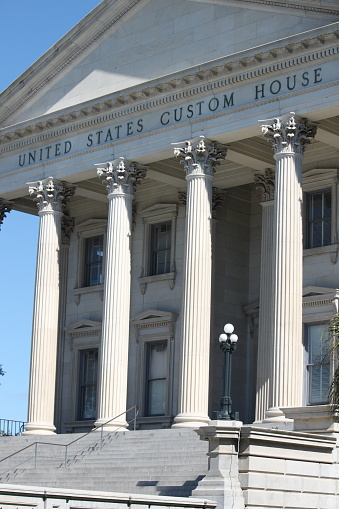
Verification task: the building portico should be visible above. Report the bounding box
[1,0,339,435]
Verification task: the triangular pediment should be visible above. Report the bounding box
[244,287,339,316]
[141,204,178,219]
[302,286,338,298]
[1,0,336,128]
[75,218,107,234]
[131,309,178,325]
[65,319,102,334]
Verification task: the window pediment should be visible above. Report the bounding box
[65,319,102,336]
[131,309,178,342]
[75,219,107,235]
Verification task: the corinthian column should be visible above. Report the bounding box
[95,157,147,431]
[0,199,12,229]
[254,169,275,422]
[260,113,316,421]
[24,177,74,435]
[172,136,227,428]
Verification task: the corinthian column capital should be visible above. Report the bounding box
[96,157,147,196]
[173,135,227,177]
[0,199,13,229]
[28,177,75,214]
[254,169,275,202]
[261,112,317,156]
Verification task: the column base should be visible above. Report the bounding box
[22,422,56,435]
[93,417,128,432]
[172,413,210,428]
[262,406,294,429]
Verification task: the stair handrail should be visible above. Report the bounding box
[64,405,139,466]
[0,405,138,475]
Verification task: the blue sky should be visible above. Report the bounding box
[0,1,100,424]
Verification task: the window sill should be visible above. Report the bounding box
[138,272,176,295]
[303,244,338,264]
[73,284,104,305]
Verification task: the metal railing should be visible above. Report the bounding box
[63,405,139,466]
[0,419,26,437]
[0,405,138,476]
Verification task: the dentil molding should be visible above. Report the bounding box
[1,25,339,151]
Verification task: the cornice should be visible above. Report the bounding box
[218,0,339,16]
[1,24,339,152]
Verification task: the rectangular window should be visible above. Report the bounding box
[84,236,104,286]
[306,325,331,405]
[145,342,167,416]
[307,190,331,248]
[150,222,171,275]
[78,349,98,420]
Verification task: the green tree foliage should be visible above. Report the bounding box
[327,315,339,413]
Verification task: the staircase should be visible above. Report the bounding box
[0,429,209,496]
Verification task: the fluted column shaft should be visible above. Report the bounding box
[24,178,71,435]
[172,137,227,428]
[95,158,147,431]
[255,199,275,420]
[261,113,316,421]
[254,170,275,421]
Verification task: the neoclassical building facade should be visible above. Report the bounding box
[1,0,339,434]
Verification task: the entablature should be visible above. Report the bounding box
[1,22,339,149]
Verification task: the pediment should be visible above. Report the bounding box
[302,286,338,298]
[141,204,178,219]
[75,218,107,234]
[1,0,335,128]
[65,319,102,334]
[244,287,339,316]
[131,309,178,325]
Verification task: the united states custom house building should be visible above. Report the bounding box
[1,0,339,437]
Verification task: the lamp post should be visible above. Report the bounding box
[215,323,239,420]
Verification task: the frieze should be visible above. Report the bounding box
[2,64,331,172]
[0,26,339,151]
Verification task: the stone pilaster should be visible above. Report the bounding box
[24,178,75,435]
[95,157,147,431]
[172,136,227,428]
[55,215,74,432]
[261,113,316,421]
[254,169,275,422]
[0,199,12,229]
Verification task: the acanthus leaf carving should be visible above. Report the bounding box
[254,168,275,202]
[95,157,147,195]
[27,177,75,213]
[0,199,13,229]
[173,136,227,177]
[260,112,317,155]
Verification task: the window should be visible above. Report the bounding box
[145,341,168,416]
[131,309,178,427]
[305,324,331,405]
[74,219,107,304]
[78,349,98,420]
[139,204,178,294]
[150,222,171,275]
[84,236,104,286]
[307,190,331,249]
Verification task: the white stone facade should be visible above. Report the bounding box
[1,0,339,449]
